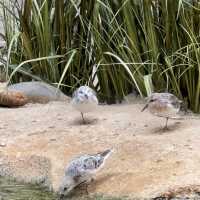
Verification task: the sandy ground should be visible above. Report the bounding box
[0,99,200,198]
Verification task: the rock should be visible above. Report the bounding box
[154,185,200,199]
[0,90,28,107]
[8,81,70,103]
[0,143,6,147]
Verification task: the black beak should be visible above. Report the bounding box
[58,194,65,200]
[141,104,148,112]
[84,94,88,99]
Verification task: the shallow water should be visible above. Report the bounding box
[0,177,56,200]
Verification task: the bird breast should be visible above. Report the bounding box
[148,101,179,117]
[72,96,98,113]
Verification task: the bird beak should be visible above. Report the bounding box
[58,194,65,200]
[141,104,148,112]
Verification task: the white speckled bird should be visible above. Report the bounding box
[58,149,113,197]
[71,86,98,123]
[141,92,182,130]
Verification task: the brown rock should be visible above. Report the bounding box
[0,90,28,107]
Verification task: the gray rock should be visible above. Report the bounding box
[8,81,70,103]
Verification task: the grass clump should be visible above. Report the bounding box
[0,1,200,111]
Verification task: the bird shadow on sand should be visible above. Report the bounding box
[151,121,182,134]
[70,118,98,126]
[88,173,117,192]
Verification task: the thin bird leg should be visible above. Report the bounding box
[89,177,94,183]
[77,180,89,195]
[81,112,86,124]
[163,117,169,130]
[58,194,65,200]
[85,184,89,195]
[83,178,95,194]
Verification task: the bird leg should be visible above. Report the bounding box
[89,177,94,183]
[84,184,89,195]
[81,112,86,124]
[58,194,65,200]
[163,117,169,130]
[76,177,94,195]
[77,180,89,195]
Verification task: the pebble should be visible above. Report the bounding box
[49,138,56,142]
[0,142,6,147]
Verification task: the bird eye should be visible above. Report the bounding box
[63,187,68,191]
[149,99,155,102]
[79,91,83,94]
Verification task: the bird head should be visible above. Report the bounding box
[141,94,157,112]
[58,175,75,198]
[75,86,96,101]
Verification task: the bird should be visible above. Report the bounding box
[71,86,98,124]
[141,92,182,130]
[58,149,113,198]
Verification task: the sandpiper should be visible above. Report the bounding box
[141,92,182,130]
[58,149,113,197]
[71,86,98,124]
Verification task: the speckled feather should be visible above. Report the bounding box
[58,149,112,196]
[144,92,182,118]
[66,149,111,178]
[71,86,98,114]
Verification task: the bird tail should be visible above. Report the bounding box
[99,149,113,159]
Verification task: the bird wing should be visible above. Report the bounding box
[90,88,97,96]
[66,150,112,181]
[72,89,78,98]
[80,156,99,172]
[66,160,82,177]
[81,86,96,96]
[166,93,182,107]
[66,155,98,179]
